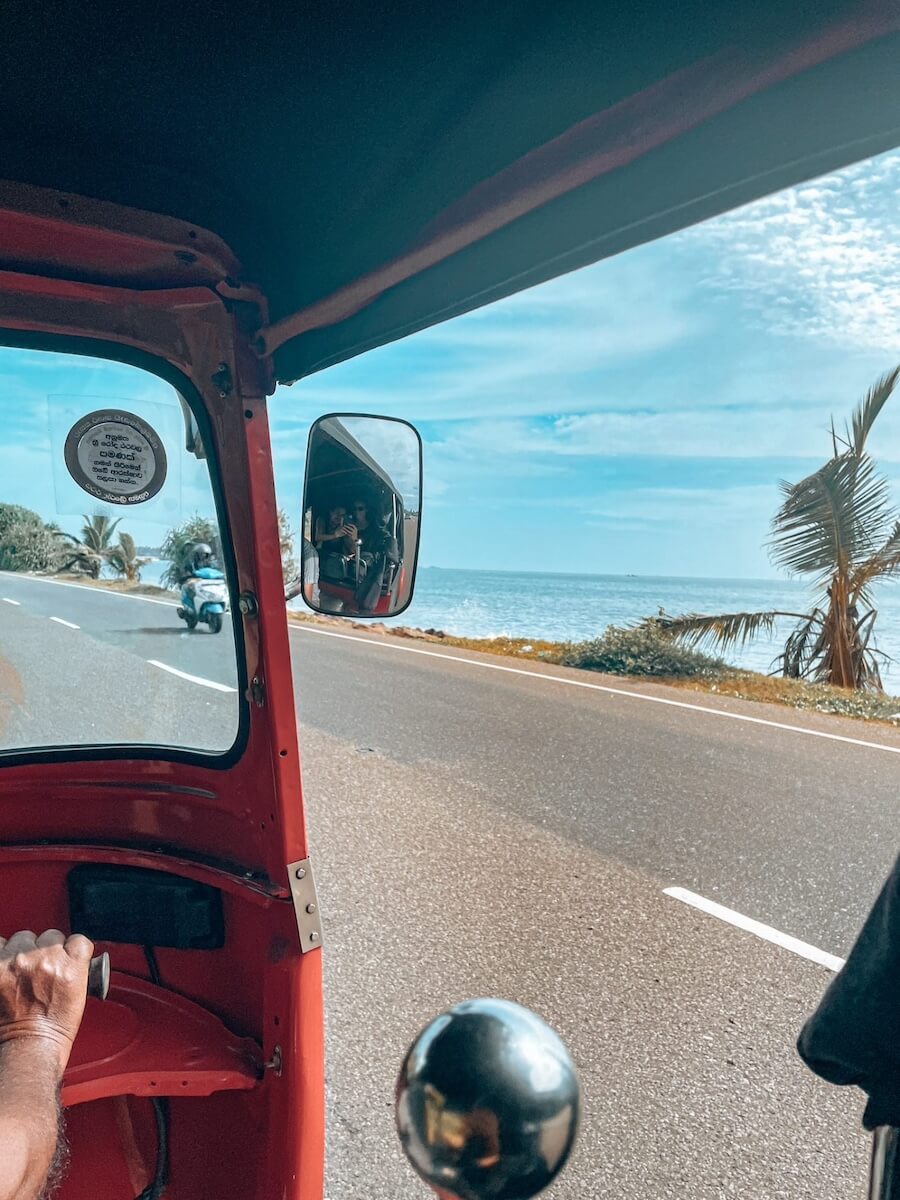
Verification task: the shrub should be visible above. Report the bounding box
[0,520,65,573]
[559,621,727,679]
[0,503,44,543]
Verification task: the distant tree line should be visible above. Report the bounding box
[0,503,299,590]
[0,505,150,581]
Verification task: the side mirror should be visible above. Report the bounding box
[300,414,422,619]
[396,999,580,1200]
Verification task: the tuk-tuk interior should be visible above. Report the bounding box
[0,4,897,1199]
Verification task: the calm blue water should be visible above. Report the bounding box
[136,559,900,686]
[385,568,900,686]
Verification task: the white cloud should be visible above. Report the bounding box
[274,250,700,424]
[587,484,776,526]
[682,150,900,354]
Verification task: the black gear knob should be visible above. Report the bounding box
[87,953,110,1000]
[396,999,579,1200]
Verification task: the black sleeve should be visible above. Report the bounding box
[798,854,900,1129]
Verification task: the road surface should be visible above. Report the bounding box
[1,571,896,1198]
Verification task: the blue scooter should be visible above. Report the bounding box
[177,566,229,633]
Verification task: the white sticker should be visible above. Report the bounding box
[64,409,167,505]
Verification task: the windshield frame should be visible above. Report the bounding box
[0,328,250,769]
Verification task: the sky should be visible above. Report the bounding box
[269,147,900,579]
[0,147,897,580]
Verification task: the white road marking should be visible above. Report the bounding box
[0,573,178,607]
[49,616,80,629]
[291,625,900,757]
[664,887,845,973]
[2,598,20,605]
[147,659,237,693]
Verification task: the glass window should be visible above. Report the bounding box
[0,346,239,755]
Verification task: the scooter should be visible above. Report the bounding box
[177,567,229,633]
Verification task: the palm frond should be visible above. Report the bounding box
[656,609,815,652]
[850,519,900,598]
[850,365,900,456]
[774,609,825,679]
[81,513,121,552]
[770,452,893,582]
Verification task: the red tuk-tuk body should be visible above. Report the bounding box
[0,5,897,1199]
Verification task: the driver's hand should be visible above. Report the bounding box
[0,929,94,1074]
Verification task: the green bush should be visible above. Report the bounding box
[560,621,727,679]
[0,520,65,573]
[0,503,44,543]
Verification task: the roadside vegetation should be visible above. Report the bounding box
[0,503,299,593]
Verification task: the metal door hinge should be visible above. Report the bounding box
[246,676,265,707]
[288,858,323,952]
[211,361,233,397]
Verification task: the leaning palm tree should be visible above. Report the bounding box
[55,537,103,579]
[107,532,151,583]
[657,366,900,692]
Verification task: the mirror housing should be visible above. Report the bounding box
[299,414,422,619]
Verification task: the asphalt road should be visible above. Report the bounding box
[1,573,897,1197]
[0,572,237,750]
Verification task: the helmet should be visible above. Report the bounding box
[191,542,213,569]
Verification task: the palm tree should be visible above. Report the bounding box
[55,537,103,578]
[79,513,121,554]
[56,513,121,578]
[107,532,150,583]
[657,367,900,692]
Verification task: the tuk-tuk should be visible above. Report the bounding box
[0,5,897,1199]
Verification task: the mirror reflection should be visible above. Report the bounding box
[301,415,421,618]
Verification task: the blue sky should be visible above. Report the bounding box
[1,148,897,579]
[270,148,900,579]
[0,352,213,545]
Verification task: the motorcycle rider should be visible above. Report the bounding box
[178,541,216,585]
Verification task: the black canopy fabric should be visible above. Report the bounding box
[0,2,898,382]
[306,418,402,517]
[798,856,900,1129]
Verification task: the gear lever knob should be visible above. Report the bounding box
[396,999,579,1199]
[87,953,110,1000]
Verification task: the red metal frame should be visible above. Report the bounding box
[0,189,325,1200]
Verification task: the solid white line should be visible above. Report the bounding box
[290,625,900,757]
[0,573,178,608]
[147,659,237,693]
[2,598,20,605]
[49,616,80,630]
[664,887,845,973]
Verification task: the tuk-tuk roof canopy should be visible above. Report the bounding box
[307,419,404,515]
[1,2,897,384]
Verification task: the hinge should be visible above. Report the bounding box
[211,361,233,397]
[288,858,323,953]
[246,676,265,707]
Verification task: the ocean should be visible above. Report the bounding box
[384,567,900,688]
[140,560,900,689]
